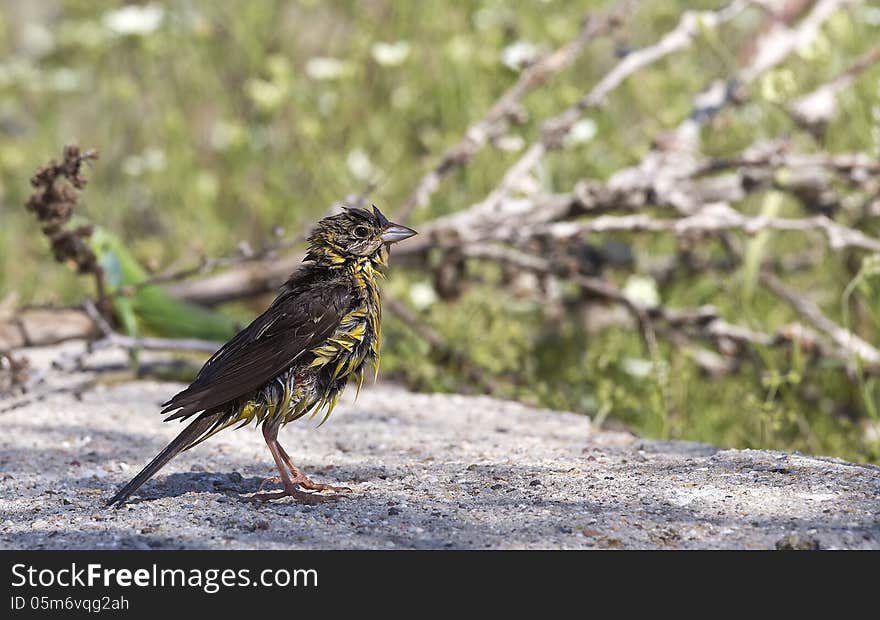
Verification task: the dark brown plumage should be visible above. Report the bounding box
[107,205,416,507]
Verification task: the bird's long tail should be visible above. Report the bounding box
[107,413,218,508]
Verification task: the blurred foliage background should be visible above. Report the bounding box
[1,0,880,463]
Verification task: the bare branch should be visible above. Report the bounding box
[521,204,880,254]
[0,306,98,350]
[741,0,858,84]
[476,1,750,216]
[85,334,221,355]
[79,298,221,355]
[123,237,302,294]
[395,1,634,222]
[789,43,880,132]
[420,0,853,249]
[692,149,880,179]
[761,271,880,365]
[463,244,880,374]
[154,1,859,308]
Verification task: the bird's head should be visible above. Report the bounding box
[305,205,417,267]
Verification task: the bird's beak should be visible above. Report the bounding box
[381,222,418,245]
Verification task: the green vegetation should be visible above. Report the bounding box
[1,1,879,462]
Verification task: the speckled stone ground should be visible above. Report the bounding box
[1,344,878,550]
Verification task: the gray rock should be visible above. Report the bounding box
[1,348,878,549]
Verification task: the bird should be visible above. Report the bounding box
[107,205,417,507]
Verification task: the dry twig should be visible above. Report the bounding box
[395,0,635,222]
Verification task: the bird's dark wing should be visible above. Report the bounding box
[161,280,351,420]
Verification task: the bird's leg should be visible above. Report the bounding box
[248,423,336,503]
[276,442,352,493]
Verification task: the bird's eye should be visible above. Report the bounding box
[354,225,370,238]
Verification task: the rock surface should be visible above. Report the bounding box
[1,345,879,550]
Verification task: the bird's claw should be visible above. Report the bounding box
[293,478,352,493]
[257,476,282,492]
[246,487,347,504]
[249,473,352,503]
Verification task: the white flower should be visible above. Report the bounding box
[103,4,164,36]
[142,147,166,171]
[623,275,660,308]
[21,23,55,58]
[305,57,351,80]
[371,41,410,67]
[346,148,375,181]
[865,420,880,443]
[121,148,165,177]
[122,156,144,177]
[621,358,654,378]
[565,119,597,146]
[246,78,286,112]
[409,282,437,310]
[494,134,525,152]
[501,41,540,71]
[210,120,245,151]
[0,59,37,88]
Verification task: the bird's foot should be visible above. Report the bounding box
[257,473,351,494]
[290,474,352,494]
[246,484,343,504]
